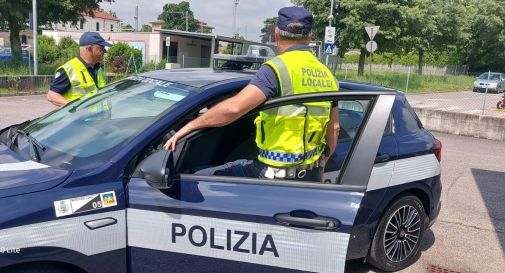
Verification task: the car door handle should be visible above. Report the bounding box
[375,154,390,163]
[84,217,117,230]
[274,210,340,230]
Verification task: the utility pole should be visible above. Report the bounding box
[134,6,139,32]
[325,0,335,66]
[233,0,239,38]
[32,0,38,75]
[328,0,334,26]
[185,10,188,31]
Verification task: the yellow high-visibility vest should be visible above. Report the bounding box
[255,50,339,167]
[56,57,106,101]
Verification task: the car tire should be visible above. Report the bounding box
[367,194,427,272]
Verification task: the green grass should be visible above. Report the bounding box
[334,69,475,93]
[1,62,476,94]
[0,61,61,76]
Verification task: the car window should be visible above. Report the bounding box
[11,77,198,170]
[337,100,367,140]
[171,97,373,184]
[394,98,423,134]
[479,73,501,80]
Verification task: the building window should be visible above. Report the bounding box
[111,24,114,32]
[80,19,85,30]
[96,22,100,31]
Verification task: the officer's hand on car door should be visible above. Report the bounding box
[163,126,192,151]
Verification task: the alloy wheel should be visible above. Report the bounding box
[383,205,422,263]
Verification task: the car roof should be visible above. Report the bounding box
[139,68,397,93]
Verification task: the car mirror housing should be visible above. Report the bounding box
[134,149,175,189]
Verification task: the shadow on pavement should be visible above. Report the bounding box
[345,229,436,272]
[471,168,505,257]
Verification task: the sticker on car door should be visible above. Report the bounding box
[128,208,349,273]
[54,191,117,217]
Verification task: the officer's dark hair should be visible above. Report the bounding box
[279,23,310,41]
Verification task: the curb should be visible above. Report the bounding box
[414,107,505,141]
[0,91,47,97]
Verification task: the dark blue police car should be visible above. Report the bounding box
[0,68,441,273]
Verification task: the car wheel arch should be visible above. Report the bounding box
[0,261,87,273]
[374,188,431,228]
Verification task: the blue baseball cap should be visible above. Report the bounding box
[79,32,112,48]
[277,7,313,35]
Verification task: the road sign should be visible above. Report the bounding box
[165,36,171,46]
[366,41,378,53]
[324,43,334,54]
[365,26,380,40]
[324,27,336,44]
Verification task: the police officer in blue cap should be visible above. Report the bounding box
[47,32,111,107]
[164,7,340,182]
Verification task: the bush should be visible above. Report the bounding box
[141,59,168,72]
[58,36,79,60]
[105,43,142,73]
[38,36,59,64]
[110,55,127,73]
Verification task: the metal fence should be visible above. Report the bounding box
[333,66,505,117]
[338,63,469,76]
[332,66,505,141]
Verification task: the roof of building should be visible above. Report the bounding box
[83,9,120,21]
[150,20,165,24]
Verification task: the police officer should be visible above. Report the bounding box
[164,7,340,181]
[47,32,110,107]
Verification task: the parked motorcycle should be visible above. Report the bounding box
[497,94,505,109]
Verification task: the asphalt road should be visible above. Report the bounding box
[0,94,56,128]
[347,132,505,273]
[0,95,504,273]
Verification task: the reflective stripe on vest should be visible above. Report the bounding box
[56,58,106,101]
[258,147,322,163]
[255,50,338,167]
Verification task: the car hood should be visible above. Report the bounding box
[0,143,71,198]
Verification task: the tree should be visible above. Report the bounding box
[121,23,134,32]
[158,1,199,32]
[461,0,505,71]
[292,0,404,75]
[105,42,142,73]
[141,24,152,32]
[397,0,461,74]
[0,0,112,63]
[58,36,79,60]
[108,10,117,18]
[37,35,58,64]
[260,17,277,44]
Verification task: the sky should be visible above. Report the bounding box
[100,0,293,42]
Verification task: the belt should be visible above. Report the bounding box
[263,157,326,179]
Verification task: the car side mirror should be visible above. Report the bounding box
[133,149,175,189]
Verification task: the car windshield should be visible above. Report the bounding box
[478,73,501,80]
[15,76,196,169]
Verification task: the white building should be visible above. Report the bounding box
[50,9,120,32]
[42,29,276,67]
